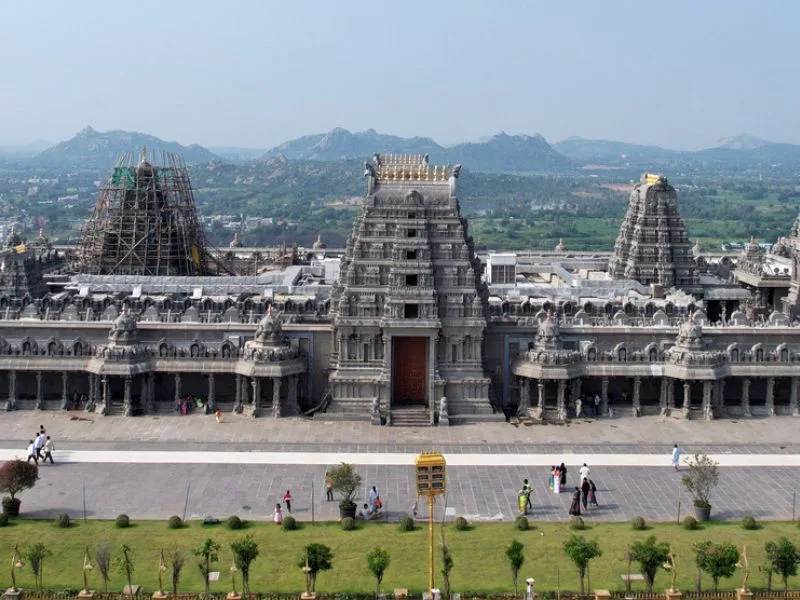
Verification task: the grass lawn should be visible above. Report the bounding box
[1,518,800,594]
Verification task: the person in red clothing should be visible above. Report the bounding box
[283,490,292,513]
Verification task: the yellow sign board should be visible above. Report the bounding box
[415,451,446,496]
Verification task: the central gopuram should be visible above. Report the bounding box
[328,154,497,425]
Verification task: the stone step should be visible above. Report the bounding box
[390,407,431,427]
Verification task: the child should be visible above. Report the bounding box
[273,503,283,525]
[283,490,293,512]
[588,479,599,507]
[214,408,222,423]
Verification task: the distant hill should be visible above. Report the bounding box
[554,136,680,165]
[209,146,269,162]
[262,128,572,173]
[0,139,52,158]
[33,126,221,170]
[716,133,771,150]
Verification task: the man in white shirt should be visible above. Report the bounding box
[43,436,55,464]
[579,463,590,482]
[26,440,38,464]
[35,431,47,460]
[671,444,682,470]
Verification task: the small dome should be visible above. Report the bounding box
[253,305,284,346]
[312,233,326,250]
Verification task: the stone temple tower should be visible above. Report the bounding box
[608,173,698,291]
[327,154,498,425]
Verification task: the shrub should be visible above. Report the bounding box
[515,516,529,531]
[282,515,298,531]
[55,513,70,528]
[341,516,355,531]
[398,515,415,532]
[682,516,698,530]
[454,516,469,531]
[631,516,647,530]
[0,513,8,527]
[226,515,242,530]
[167,515,183,529]
[115,514,130,528]
[570,516,586,530]
[0,459,39,502]
[741,515,758,530]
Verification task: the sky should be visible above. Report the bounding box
[0,0,798,150]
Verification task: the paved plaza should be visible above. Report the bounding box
[1,412,798,523]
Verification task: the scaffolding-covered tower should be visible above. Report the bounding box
[78,149,211,275]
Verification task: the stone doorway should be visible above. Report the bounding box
[392,336,427,405]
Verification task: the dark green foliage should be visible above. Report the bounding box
[515,516,529,531]
[167,515,183,529]
[683,516,699,530]
[505,539,525,597]
[0,459,39,501]
[741,515,758,530]
[0,512,8,527]
[341,517,355,531]
[398,515,415,532]
[765,537,800,591]
[631,516,647,531]
[570,516,586,530]
[299,543,333,593]
[115,514,130,529]
[55,513,70,528]
[694,541,739,592]
[629,536,670,592]
[563,535,603,594]
[282,515,298,531]
[230,535,259,594]
[226,515,242,530]
[454,516,470,531]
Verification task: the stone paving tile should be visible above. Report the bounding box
[18,462,800,522]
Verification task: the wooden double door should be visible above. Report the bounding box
[392,336,427,405]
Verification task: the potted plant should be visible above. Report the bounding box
[0,459,39,517]
[682,453,719,521]
[329,462,362,519]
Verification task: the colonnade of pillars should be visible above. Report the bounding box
[3,370,302,418]
[517,375,800,420]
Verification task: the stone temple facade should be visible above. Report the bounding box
[327,154,497,425]
[608,173,699,291]
[4,159,800,425]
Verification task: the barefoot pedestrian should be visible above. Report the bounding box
[283,490,292,512]
[26,440,38,464]
[42,436,55,464]
[671,444,682,470]
[273,503,283,525]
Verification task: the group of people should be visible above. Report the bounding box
[272,489,293,524]
[568,463,598,516]
[25,425,55,465]
[360,485,384,519]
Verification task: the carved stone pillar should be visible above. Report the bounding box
[667,378,675,409]
[174,373,182,411]
[60,371,69,411]
[35,371,43,410]
[147,373,156,413]
[5,370,17,411]
[272,377,282,418]
[791,377,799,417]
[139,376,148,414]
[765,377,775,416]
[518,378,530,415]
[702,380,713,420]
[682,381,691,413]
[207,373,216,413]
[288,374,299,415]
[532,380,544,419]
[98,376,109,416]
[572,377,582,402]
[659,377,668,415]
[716,378,726,414]
[556,379,567,421]
[742,378,751,417]
[123,376,133,417]
[597,377,607,416]
[233,375,243,413]
[632,377,641,417]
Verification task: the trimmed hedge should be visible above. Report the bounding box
[515,516,529,531]
[0,513,9,527]
[398,515,415,532]
[742,515,758,530]
[282,515,298,531]
[55,513,71,528]
[115,514,130,529]
[227,515,242,530]
[454,516,470,531]
[341,517,355,531]
[631,516,647,531]
[683,516,699,530]
[570,516,586,530]
[167,515,183,529]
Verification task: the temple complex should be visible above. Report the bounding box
[2,154,800,424]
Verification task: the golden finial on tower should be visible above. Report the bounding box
[402,166,409,180]
[139,145,147,164]
[433,166,439,181]
[393,166,398,180]
[415,166,422,180]
[442,166,447,179]
[425,166,430,181]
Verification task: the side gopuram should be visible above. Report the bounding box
[327,154,500,425]
[608,173,699,291]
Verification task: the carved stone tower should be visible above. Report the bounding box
[608,173,698,291]
[327,154,497,425]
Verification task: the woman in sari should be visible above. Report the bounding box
[559,462,568,487]
[547,466,555,493]
[553,466,561,495]
[568,487,581,516]
[588,479,598,507]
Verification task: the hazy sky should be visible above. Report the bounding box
[1,1,797,150]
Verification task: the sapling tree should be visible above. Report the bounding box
[366,547,391,596]
[194,538,220,596]
[563,535,602,594]
[765,537,800,591]
[629,536,670,592]
[506,539,525,598]
[230,535,259,594]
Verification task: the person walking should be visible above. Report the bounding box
[34,430,47,460]
[593,394,601,417]
[671,444,682,470]
[325,471,334,501]
[553,465,561,495]
[26,440,38,464]
[568,487,581,516]
[368,485,379,509]
[579,462,590,482]
[581,477,590,511]
[559,462,568,487]
[523,478,533,510]
[283,490,293,513]
[547,466,555,493]
[214,408,222,423]
[588,479,599,507]
[42,436,55,464]
[273,503,283,525]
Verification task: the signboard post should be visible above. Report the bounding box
[415,451,447,595]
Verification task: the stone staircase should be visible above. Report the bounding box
[390,406,431,427]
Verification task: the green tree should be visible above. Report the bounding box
[230,535,259,595]
[166,546,186,596]
[0,459,39,504]
[629,536,670,592]
[681,454,720,509]
[765,537,800,591]
[299,543,333,593]
[193,538,220,595]
[24,542,51,590]
[695,541,739,592]
[366,547,391,596]
[505,539,525,598]
[115,544,135,596]
[563,536,602,594]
